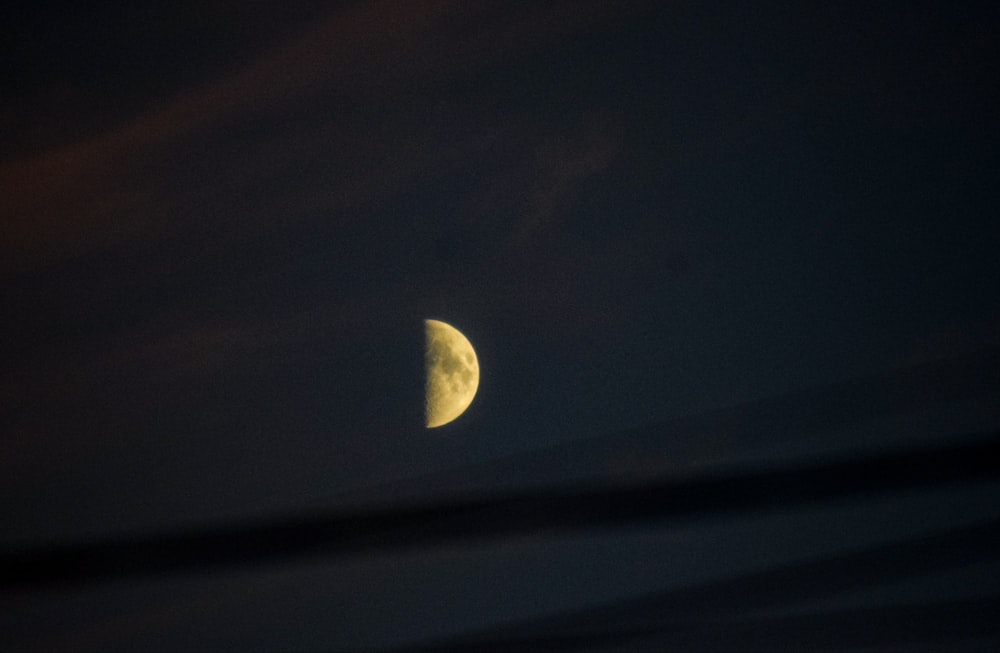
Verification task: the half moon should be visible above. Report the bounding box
[425,319,479,428]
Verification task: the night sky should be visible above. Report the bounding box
[2,2,1000,650]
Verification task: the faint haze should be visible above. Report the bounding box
[1,2,998,651]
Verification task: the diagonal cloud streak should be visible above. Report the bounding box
[400,519,1000,651]
[1,431,997,589]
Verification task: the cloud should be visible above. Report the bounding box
[0,1,453,278]
[505,113,622,251]
[0,1,649,281]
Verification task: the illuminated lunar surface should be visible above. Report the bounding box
[425,319,479,428]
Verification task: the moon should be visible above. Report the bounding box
[425,319,479,428]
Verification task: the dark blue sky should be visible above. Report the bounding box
[2,2,999,650]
